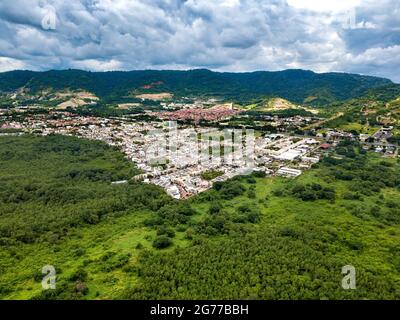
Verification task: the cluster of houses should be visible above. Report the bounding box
[1,112,328,198]
[1,109,398,199]
[160,98,219,110]
[255,134,323,178]
[232,114,321,132]
[317,127,398,157]
[153,104,239,123]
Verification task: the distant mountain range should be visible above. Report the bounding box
[0,69,398,106]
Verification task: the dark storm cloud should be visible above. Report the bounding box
[0,0,399,81]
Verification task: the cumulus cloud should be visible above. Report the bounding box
[286,0,361,13]
[0,57,27,72]
[71,58,124,71]
[0,0,398,81]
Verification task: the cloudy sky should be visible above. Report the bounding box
[0,0,399,81]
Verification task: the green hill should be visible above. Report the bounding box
[0,69,395,106]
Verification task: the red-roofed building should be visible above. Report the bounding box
[320,143,331,150]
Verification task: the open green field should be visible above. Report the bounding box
[0,135,399,299]
[339,123,379,135]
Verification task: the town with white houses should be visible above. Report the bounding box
[0,109,398,199]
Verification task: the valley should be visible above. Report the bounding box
[0,69,399,301]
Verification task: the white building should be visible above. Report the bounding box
[275,149,302,161]
[277,167,302,178]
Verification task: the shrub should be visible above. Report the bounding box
[209,202,223,214]
[152,235,173,249]
[291,183,335,201]
[215,181,246,200]
[69,268,88,282]
[156,226,176,238]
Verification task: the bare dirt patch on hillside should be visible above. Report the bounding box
[135,93,173,101]
[56,91,99,109]
[266,98,297,110]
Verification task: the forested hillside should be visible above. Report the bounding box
[0,69,395,105]
[0,135,399,299]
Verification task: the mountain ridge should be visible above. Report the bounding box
[0,68,396,106]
